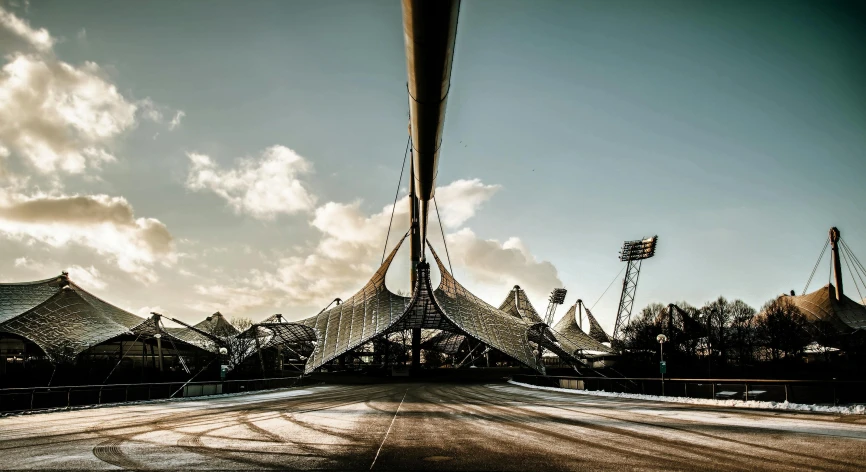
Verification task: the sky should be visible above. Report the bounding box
[0,0,864,331]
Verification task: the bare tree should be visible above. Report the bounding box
[229,316,253,332]
[755,297,809,362]
[728,299,757,369]
[701,297,734,368]
[622,303,664,359]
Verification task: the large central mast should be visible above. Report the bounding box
[403,0,460,371]
[403,0,460,260]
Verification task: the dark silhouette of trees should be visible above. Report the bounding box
[729,299,757,371]
[754,297,809,362]
[614,293,855,378]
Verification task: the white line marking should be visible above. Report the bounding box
[369,389,408,470]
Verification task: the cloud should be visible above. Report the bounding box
[169,110,185,130]
[187,179,551,315]
[0,7,178,179]
[13,256,43,270]
[0,5,54,53]
[0,191,175,282]
[446,228,562,301]
[137,98,163,123]
[186,145,316,219]
[0,53,136,175]
[66,264,106,290]
[135,306,163,318]
[435,179,500,228]
[76,28,86,41]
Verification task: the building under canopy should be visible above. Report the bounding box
[552,303,612,355]
[784,284,866,335]
[252,236,611,374]
[0,273,219,381]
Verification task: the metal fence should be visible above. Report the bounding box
[512,375,866,406]
[0,376,302,414]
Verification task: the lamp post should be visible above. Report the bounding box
[657,334,667,396]
[219,347,229,381]
[153,333,164,373]
[700,312,711,378]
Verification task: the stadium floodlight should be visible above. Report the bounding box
[619,236,658,262]
[544,288,568,325]
[613,235,660,342]
[548,288,568,305]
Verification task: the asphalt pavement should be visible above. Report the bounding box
[0,382,863,470]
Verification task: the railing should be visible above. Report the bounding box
[0,376,302,414]
[512,375,866,405]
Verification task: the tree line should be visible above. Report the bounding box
[618,296,866,379]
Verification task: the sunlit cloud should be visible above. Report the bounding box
[186,145,317,220]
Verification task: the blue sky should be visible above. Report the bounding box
[0,0,863,329]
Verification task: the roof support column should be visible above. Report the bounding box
[830,227,844,301]
[409,153,422,372]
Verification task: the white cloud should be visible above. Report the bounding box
[169,110,185,130]
[0,191,175,283]
[435,179,500,227]
[76,28,86,41]
[135,306,163,318]
[187,178,557,315]
[137,98,163,123]
[0,5,54,52]
[66,264,106,290]
[446,228,562,302]
[0,7,179,179]
[0,53,136,175]
[13,256,42,270]
[186,145,316,220]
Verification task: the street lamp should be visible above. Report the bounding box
[657,334,667,396]
[218,347,229,381]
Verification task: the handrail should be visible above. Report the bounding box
[0,376,301,393]
[514,375,866,385]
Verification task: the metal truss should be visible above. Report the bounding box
[613,259,642,341]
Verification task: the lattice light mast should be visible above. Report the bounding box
[612,236,659,341]
[544,288,568,326]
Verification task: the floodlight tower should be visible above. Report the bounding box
[612,236,659,340]
[544,288,568,326]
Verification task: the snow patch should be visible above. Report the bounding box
[508,380,866,415]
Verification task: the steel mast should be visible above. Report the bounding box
[402,0,461,371]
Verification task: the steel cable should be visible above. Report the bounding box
[803,238,829,295]
[381,136,411,265]
[433,195,454,276]
[590,265,627,311]
[840,241,866,303]
[841,240,866,293]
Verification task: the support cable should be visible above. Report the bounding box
[803,237,830,294]
[844,240,866,276]
[840,242,866,303]
[590,265,627,310]
[103,333,142,384]
[170,358,216,398]
[433,195,454,276]
[158,319,190,374]
[381,136,411,265]
[842,245,864,304]
[841,240,866,297]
